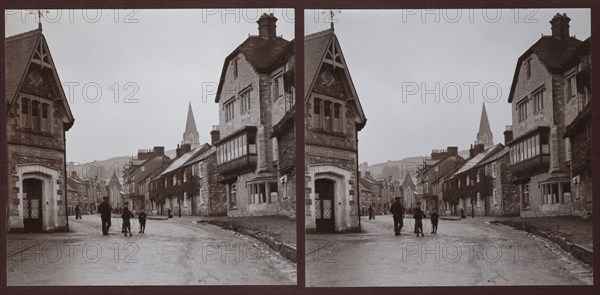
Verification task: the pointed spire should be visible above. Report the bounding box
[182,101,200,146]
[476,102,494,148]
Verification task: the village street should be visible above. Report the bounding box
[306,215,593,287]
[7,215,296,285]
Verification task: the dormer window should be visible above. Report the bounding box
[525,57,532,79]
[233,58,239,79]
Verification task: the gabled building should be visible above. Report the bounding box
[6,28,75,232]
[106,171,123,213]
[359,171,383,216]
[379,176,402,214]
[213,13,295,217]
[304,27,367,233]
[122,146,170,213]
[416,147,463,213]
[507,13,591,217]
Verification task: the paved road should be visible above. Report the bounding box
[7,215,296,285]
[306,215,592,287]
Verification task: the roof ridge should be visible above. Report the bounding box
[305,28,334,40]
[5,28,42,42]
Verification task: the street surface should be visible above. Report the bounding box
[306,215,593,286]
[7,215,296,285]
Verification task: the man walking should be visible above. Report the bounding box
[390,197,404,236]
[98,196,112,235]
[368,205,374,220]
[138,208,147,233]
[414,202,426,237]
[431,209,439,234]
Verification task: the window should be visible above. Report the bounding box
[565,140,571,162]
[41,103,49,131]
[542,182,571,204]
[272,74,283,99]
[31,101,40,130]
[324,101,332,131]
[172,175,176,186]
[232,58,238,79]
[239,88,252,113]
[313,97,322,128]
[269,182,278,203]
[491,162,497,178]
[476,192,481,208]
[566,73,577,101]
[199,162,204,178]
[525,57,532,78]
[224,99,235,122]
[517,98,528,122]
[21,97,30,127]
[532,88,544,113]
[522,184,529,209]
[228,183,237,209]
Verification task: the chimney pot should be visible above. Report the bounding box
[257,13,278,40]
[550,13,571,40]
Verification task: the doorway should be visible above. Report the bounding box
[315,179,335,232]
[23,178,43,232]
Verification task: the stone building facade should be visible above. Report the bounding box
[507,13,591,217]
[304,28,367,232]
[5,28,74,232]
[214,13,295,218]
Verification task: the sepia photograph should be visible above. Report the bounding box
[304,8,593,286]
[4,8,297,285]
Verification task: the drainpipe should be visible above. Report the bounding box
[63,134,69,232]
[356,136,361,232]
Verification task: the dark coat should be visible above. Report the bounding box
[414,208,426,221]
[98,201,111,218]
[121,209,134,221]
[390,202,404,217]
[431,212,440,222]
[138,212,147,223]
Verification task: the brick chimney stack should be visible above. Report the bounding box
[257,13,278,40]
[504,126,513,145]
[210,126,220,145]
[550,13,571,40]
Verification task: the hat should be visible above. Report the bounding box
[395,197,401,200]
[103,196,109,199]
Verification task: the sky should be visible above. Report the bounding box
[5,8,295,163]
[305,9,591,166]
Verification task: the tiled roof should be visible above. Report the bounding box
[508,36,583,102]
[304,29,334,99]
[5,29,42,104]
[215,36,291,102]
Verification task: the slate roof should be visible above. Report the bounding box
[215,36,291,102]
[157,143,210,177]
[5,29,40,104]
[476,145,509,168]
[508,35,583,102]
[5,28,74,127]
[451,144,504,177]
[304,29,335,100]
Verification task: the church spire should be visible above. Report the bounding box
[182,102,200,147]
[476,102,494,148]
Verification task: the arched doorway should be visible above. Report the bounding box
[23,178,43,232]
[315,179,335,232]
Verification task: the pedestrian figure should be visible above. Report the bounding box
[98,197,112,235]
[75,204,81,219]
[390,197,404,236]
[431,209,439,234]
[368,205,374,220]
[414,203,426,237]
[122,202,130,233]
[122,206,134,237]
[138,208,147,233]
